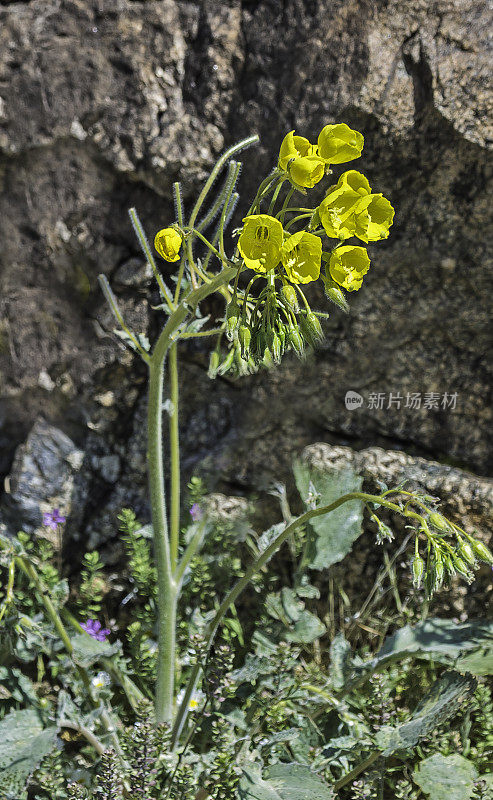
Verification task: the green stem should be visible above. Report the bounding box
[148,355,176,724]
[189,136,258,228]
[169,342,180,572]
[219,161,242,261]
[267,178,285,214]
[147,266,237,724]
[60,719,107,756]
[175,519,208,587]
[0,559,15,623]
[333,751,381,792]
[171,490,406,745]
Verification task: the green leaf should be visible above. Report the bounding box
[329,633,352,690]
[0,709,58,799]
[413,754,478,800]
[376,671,477,756]
[70,633,120,668]
[286,609,325,644]
[360,618,493,678]
[239,763,334,799]
[293,461,363,570]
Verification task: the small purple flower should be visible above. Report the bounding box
[81,619,110,642]
[42,508,66,530]
[190,503,203,522]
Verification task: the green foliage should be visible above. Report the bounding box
[74,552,106,617]
[293,461,364,570]
[118,508,156,596]
[413,753,478,800]
[0,709,58,800]
[375,671,477,756]
[239,764,334,799]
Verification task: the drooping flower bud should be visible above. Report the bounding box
[282,283,299,312]
[268,329,282,363]
[208,350,220,379]
[452,554,472,579]
[226,301,240,340]
[428,512,451,533]
[471,540,493,565]
[238,325,251,358]
[412,555,425,588]
[322,273,349,313]
[456,536,476,566]
[217,348,235,376]
[288,326,304,357]
[301,312,324,345]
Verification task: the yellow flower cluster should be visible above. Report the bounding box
[278,124,364,189]
[237,214,321,285]
[236,123,394,293]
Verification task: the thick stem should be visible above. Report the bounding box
[169,342,180,571]
[148,357,177,724]
[148,266,237,724]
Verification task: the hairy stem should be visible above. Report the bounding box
[169,342,180,571]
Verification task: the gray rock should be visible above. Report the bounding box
[0,418,84,534]
[0,0,491,551]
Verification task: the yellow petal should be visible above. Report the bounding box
[318,123,364,164]
[154,228,182,262]
[288,156,325,188]
[281,231,322,284]
[329,245,370,291]
[238,214,283,273]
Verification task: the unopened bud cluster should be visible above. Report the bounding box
[369,493,492,600]
[412,507,492,598]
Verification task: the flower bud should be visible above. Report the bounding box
[322,275,349,313]
[282,284,299,312]
[412,555,425,588]
[208,350,220,379]
[238,325,251,358]
[456,536,476,566]
[428,512,451,532]
[434,554,444,588]
[268,330,282,363]
[452,554,472,579]
[217,348,235,376]
[288,326,304,357]
[301,312,324,345]
[471,540,493,565]
[443,553,456,576]
[226,301,240,340]
[262,349,273,368]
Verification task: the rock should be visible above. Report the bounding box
[0,0,491,550]
[0,418,84,535]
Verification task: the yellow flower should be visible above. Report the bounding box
[238,214,283,273]
[318,123,364,164]
[358,194,395,242]
[154,227,182,262]
[328,245,370,291]
[319,171,394,242]
[281,231,322,284]
[288,155,326,188]
[278,130,317,170]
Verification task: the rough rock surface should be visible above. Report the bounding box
[0,418,84,539]
[0,0,491,545]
